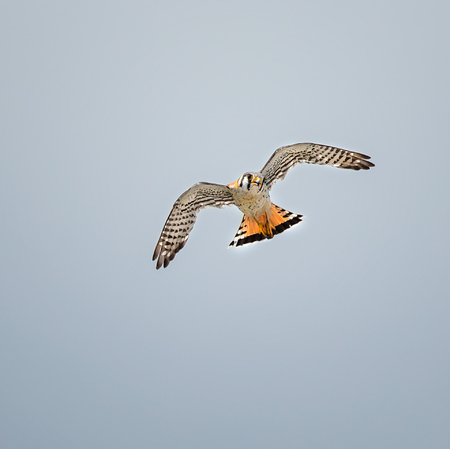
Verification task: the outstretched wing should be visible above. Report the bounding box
[153,182,235,269]
[261,143,375,190]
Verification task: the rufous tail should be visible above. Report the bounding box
[228,203,303,248]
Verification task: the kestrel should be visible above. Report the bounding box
[153,142,374,269]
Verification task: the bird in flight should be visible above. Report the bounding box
[153,142,374,269]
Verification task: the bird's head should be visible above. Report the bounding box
[228,172,264,192]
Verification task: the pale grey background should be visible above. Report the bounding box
[1,1,449,448]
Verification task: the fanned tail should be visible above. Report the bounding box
[228,203,303,248]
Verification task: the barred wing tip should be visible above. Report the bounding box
[342,153,375,170]
[153,237,188,269]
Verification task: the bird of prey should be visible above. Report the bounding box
[153,142,374,269]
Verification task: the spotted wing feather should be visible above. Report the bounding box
[261,143,375,189]
[153,182,235,269]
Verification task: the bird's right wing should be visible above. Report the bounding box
[153,182,235,269]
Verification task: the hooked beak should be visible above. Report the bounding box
[252,176,262,186]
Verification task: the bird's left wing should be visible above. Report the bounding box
[261,143,375,190]
[153,182,235,269]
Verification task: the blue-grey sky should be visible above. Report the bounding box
[1,1,449,448]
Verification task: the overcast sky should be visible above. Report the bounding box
[1,1,450,448]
